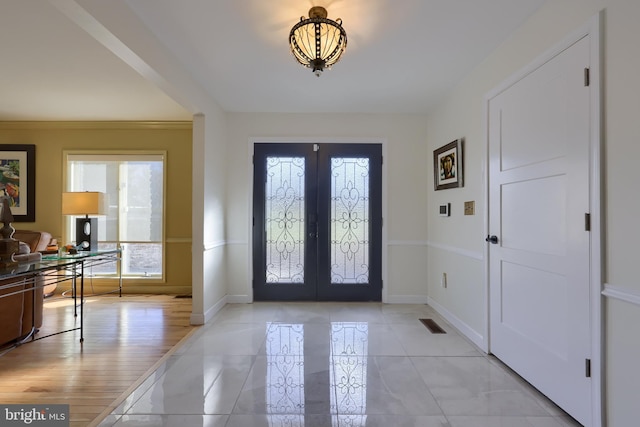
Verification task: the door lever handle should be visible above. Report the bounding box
[485,235,499,244]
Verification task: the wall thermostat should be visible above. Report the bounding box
[439,203,450,217]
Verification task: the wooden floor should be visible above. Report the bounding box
[0,294,197,427]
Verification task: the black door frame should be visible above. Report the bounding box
[252,142,383,302]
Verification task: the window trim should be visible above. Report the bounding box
[63,150,167,282]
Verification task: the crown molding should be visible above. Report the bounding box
[0,121,192,130]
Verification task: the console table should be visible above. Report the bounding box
[41,249,123,297]
[0,258,83,348]
[0,249,122,350]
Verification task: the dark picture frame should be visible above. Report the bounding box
[0,144,35,222]
[434,139,463,191]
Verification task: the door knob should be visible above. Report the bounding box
[485,235,499,244]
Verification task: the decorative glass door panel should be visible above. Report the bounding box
[265,156,305,284]
[254,143,381,301]
[330,158,370,285]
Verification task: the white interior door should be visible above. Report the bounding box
[488,36,592,425]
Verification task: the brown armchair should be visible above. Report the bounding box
[0,230,55,348]
[13,230,53,254]
[0,254,44,348]
[13,230,56,296]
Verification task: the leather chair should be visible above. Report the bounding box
[0,230,55,347]
[0,252,44,348]
[12,230,53,254]
[13,230,55,296]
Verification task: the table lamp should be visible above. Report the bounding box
[62,192,105,251]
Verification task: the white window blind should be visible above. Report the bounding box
[66,153,165,279]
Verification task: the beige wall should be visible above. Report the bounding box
[0,121,193,295]
[426,0,640,425]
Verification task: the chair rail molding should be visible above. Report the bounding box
[602,284,640,306]
[427,241,483,261]
[203,239,226,252]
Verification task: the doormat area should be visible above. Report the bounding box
[419,318,447,334]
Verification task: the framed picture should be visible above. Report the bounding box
[434,139,463,191]
[0,144,35,222]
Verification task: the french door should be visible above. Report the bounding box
[253,143,382,301]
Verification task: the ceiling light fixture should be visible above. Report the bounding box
[289,6,347,77]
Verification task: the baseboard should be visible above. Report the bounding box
[190,295,227,325]
[189,313,205,325]
[226,294,252,304]
[65,283,192,296]
[385,295,429,304]
[427,296,487,352]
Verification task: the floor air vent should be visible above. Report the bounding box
[419,318,446,334]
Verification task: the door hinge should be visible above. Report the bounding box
[585,213,591,231]
[585,358,591,378]
[584,68,590,87]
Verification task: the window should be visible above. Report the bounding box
[65,153,165,279]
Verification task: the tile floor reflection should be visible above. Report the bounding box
[98,303,582,427]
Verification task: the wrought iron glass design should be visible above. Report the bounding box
[330,158,370,284]
[330,322,369,426]
[263,322,370,426]
[266,157,305,284]
[266,323,305,426]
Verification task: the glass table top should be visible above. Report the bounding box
[41,248,121,261]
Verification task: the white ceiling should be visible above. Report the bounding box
[0,0,546,121]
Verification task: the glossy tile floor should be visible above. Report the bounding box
[97,303,582,427]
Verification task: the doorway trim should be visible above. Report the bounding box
[248,136,389,303]
[483,12,603,427]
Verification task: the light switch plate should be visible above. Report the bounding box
[464,201,475,215]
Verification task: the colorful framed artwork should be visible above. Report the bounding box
[0,144,35,222]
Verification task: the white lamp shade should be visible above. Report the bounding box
[62,192,106,216]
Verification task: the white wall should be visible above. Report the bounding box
[224,113,429,303]
[426,0,640,425]
[191,110,228,324]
